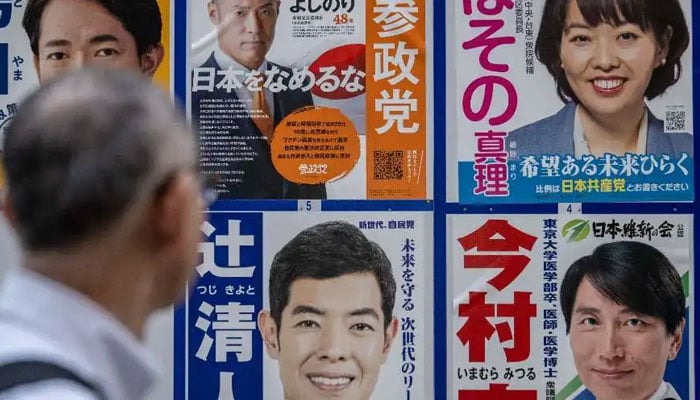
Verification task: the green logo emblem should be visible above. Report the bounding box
[562,219,590,242]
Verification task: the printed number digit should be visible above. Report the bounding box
[558,203,582,215]
[298,200,320,212]
[333,14,349,24]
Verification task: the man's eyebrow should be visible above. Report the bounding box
[619,307,641,316]
[89,34,120,45]
[291,305,325,316]
[43,39,71,48]
[257,1,275,8]
[573,306,599,315]
[348,307,381,320]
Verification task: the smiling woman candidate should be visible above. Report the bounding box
[507,0,692,159]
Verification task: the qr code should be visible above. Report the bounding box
[664,110,686,132]
[373,150,404,180]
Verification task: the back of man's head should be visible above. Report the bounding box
[3,68,196,251]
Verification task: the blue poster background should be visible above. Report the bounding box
[175,212,263,400]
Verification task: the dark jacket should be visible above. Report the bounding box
[192,52,326,199]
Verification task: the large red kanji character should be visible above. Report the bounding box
[458,383,537,400]
[456,291,536,362]
[498,292,536,361]
[455,292,495,362]
[458,219,537,290]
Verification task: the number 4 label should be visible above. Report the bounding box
[558,203,582,215]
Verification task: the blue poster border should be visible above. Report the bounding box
[171,0,700,398]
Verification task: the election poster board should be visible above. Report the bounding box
[175,210,433,400]
[446,0,694,203]
[188,0,431,200]
[448,213,693,399]
[0,0,36,189]
[0,0,172,188]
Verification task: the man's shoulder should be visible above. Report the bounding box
[0,381,99,400]
[0,319,64,362]
[267,61,314,107]
[195,52,219,69]
[0,322,96,400]
[268,61,293,74]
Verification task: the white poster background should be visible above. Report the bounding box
[447,213,693,398]
[261,210,434,399]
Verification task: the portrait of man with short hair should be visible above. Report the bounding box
[22,0,165,83]
[257,221,398,400]
[561,241,686,400]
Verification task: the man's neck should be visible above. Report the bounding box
[23,246,158,339]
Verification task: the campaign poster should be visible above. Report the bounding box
[447,0,694,203]
[175,211,433,399]
[0,0,172,188]
[188,0,430,200]
[448,213,693,399]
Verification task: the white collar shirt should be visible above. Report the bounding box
[650,381,682,400]
[0,268,160,400]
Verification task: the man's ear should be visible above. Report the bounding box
[668,317,685,361]
[258,310,280,359]
[147,171,194,247]
[33,54,42,83]
[381,317,399,363]
[208,1,220,24]
[140,44,165,77]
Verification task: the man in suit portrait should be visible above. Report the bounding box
[192,0,326,199]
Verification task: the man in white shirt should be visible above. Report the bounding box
[0,68,204,399]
